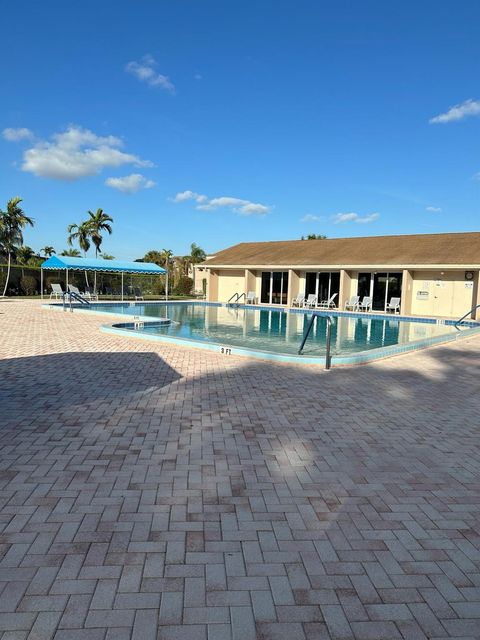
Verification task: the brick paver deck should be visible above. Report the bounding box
[1,300,480,639]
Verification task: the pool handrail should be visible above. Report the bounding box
[227,292,245,307]
[455,303,480,329]
[298,313,332,369]
[63,290,91,312]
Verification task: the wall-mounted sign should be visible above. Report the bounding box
[416,290,429,300]
[423,281,430,289]
[465,282,474,289]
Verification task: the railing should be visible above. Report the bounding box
[63,291,91,312]
[227,292,246,307]
[227,292,240,305]
[455,303,480,329]
[298,313,333,370]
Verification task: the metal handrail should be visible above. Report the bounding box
[227,292,247,307]
[227,292,240,305]
[63,291,91,312]
[298,313,333,370]
[455,303,480,329]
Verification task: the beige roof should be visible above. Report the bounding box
[203,232,480,267]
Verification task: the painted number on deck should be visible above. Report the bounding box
[220,347,232,355]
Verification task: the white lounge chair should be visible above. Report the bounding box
[246,291,256,304]
[317,293,337,309]
[133,287,144,301]
[50,283,65,299]
[345,295,360,311]
[304,294,317,308]
[291,293,305,307]
[386,297,401,314]
[85,286,99,301]
[359,296,372,312]
[68,284,83,296]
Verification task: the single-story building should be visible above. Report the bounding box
[201,231,480,319]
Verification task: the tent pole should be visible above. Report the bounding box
[66,268,69,291]
[40,268,43,300]
[121,272,124,302]
[166,271,169,302]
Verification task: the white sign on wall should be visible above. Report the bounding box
[416,291,429,300]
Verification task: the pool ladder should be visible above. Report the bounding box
[63,291,91,312]
[298,313,333,370]
[227,292,245,307]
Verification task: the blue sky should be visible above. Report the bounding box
[1,0,479,259]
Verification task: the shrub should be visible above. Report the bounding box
[20,275,38,296]
[151,278,166,296]
[173,275,193,296]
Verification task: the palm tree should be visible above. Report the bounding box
[41,246,55,257]
[86,209,113,258]
[67,221,91,256]
[61,248,81,257]
[86,209,113,292]
[67,220,92,287]
[190,243,206,264]
[160,249,173,268]
[102,254,115,260]
[0,197,34,297]
[16,245,35,265]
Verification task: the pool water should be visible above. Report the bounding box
[83,302,463,357]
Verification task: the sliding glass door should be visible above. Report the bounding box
[304,272,340,305]
[260,271,289,304]
[358,272,402,311]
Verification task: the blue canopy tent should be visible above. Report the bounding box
[40,255,168,301]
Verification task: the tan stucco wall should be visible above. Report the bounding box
[206,269,218,302]
[288,270,301,305]
[410,270,474,318]
[216,269,245,302]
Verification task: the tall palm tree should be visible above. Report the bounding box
[189,243,206,264]
[67,220,92,287]
[159,249,174,296]
[86,209,113,258]
[67,221,91,255]
[61,248,81,257]
[0,197,34,297]
[86,209,113,292]
[41,246,56,257]
[160,249,173,268]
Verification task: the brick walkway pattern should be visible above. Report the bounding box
[1,300,480,640]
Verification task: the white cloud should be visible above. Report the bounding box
[172,191,270,216]
[2,127,34,141]
[125,55,175,93]
[333,212,380,224]
[426,206,442,213]
[301,214,323,222]
[21,126,152,180]
[173,190,207,203]
[430,99,480,124]
[105,173,156,193]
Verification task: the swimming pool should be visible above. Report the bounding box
[55,301,480,366]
